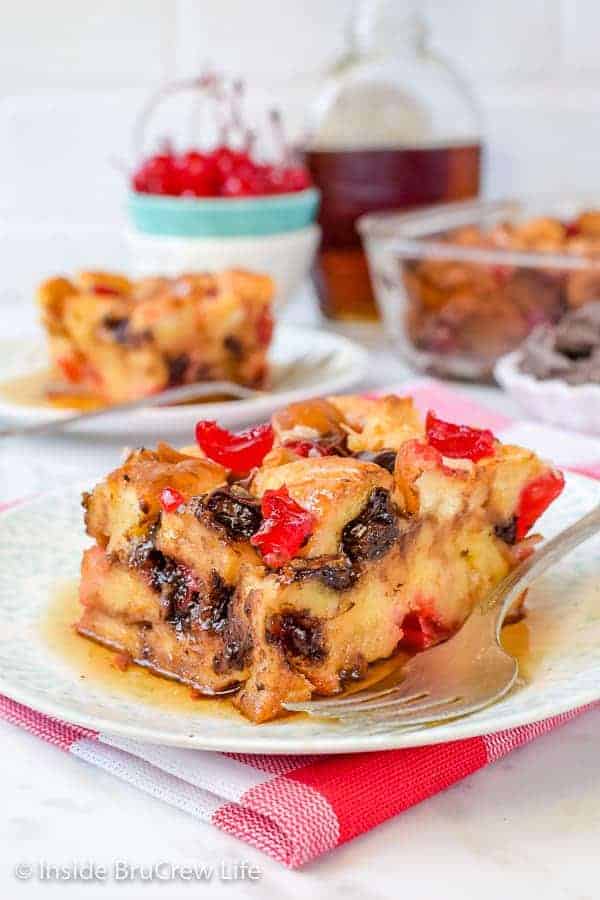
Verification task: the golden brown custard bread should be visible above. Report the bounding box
[38,269,274,403]
[78,394,564,722]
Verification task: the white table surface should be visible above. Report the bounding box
[1,284,599,900]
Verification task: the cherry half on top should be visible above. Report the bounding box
[425,410,496,462]
[195,420,274,475]
[132,145,312,198]
[250,486,316,568]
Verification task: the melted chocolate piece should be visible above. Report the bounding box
[224,335,243,359]
[494,516,518,545]
[127,528,200,627]
[213,617,252,673]
[198,572,234,633]
[342,488,399,562]
[167,353,190,387]
[555,303,600,360]
[145,552,236,635]
[285,556,358,591]
[267,611,325,662]
[520,302,600,385]
[101,315,151,348]
[200,487,262,541]
[149,554,196,617]
[214,640,244,673]
[354,449,397,473]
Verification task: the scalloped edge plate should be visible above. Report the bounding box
[0,473,599,753]
[0,325,368,435]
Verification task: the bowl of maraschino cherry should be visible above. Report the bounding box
[125,74,320,306]
[128,75,319,238]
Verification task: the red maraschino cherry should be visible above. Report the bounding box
[515,470,565,540]
[426,410,496,461]
[159,487,186,513]
[250,486,316,567]
[131,148,311,198]
[195,420,274,474]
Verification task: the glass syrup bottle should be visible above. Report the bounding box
[305,0,482,321]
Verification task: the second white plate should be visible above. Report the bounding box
[0,324,368,435]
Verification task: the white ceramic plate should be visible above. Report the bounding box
[0,324,368,435]
[0,473,599,754]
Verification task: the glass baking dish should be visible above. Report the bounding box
[358,197,600,381]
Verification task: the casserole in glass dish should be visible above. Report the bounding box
[359,198,600,381]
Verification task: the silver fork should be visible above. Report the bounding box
[0,351,335,439]
[284,503,600,727]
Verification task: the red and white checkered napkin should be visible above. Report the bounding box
[2,379,600,868]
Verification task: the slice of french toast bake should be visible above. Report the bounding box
[78,394,564,722]
[38,269,274,402]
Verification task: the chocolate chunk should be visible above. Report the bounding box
[101,315,151,348]
[214,640,244,672]
[224,335,243,359]
[198,572,234,633]
[341,488,399,562]
[167,354,190,387]
[101,315,129,342]
[285,555,358,591]
[267,611,325,662]
[213,621,252,673]
[149,554,196,615]
[201,487,262,541]
[494,516,518,545]
[355,449,397,473]
[520,301,600,385]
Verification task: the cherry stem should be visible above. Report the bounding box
[230,78,245,131]
[243,128,257,154]
[269,108,290,166]
[131,70,298,170]
[132,72,220,161]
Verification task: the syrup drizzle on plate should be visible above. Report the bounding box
[42,580,534,723]
[0,369,105,412]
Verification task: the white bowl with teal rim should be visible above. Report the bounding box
[125,224,321,309]
[128,187,320,237]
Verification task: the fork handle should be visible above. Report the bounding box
[484,503,600,639]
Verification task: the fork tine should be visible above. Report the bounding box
[289,692,457,720]
[283,660,432,714]
[283,686,425,714]
[334,694,460,720]
[330,675,517,727]
[329,681,457,715]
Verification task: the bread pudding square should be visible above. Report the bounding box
[38,269,274,403]
[77,393,564,722]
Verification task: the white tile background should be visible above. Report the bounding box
[2,0,600,231]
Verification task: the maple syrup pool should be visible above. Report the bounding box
[0,369,240,412]
[41,580,533,722]
[0,369,106,412]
